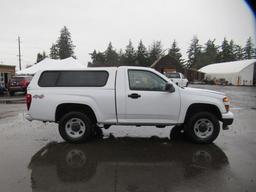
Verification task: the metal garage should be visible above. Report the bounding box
[199,59,256,86]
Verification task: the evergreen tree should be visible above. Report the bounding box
[123,40,136,65]
[168,40,184,66]
[148,41,163,65]
[89,50,97,66]
[186,36,202,69]
[89,50,105,67]
[104,42,119,66]
[218,38,236,62]
[197,39,220,69]
[50,43,59,59]
[57,26,75,59]
[36,53,43,63]
[234,44,244,60]
[204,39,219,64]
[229,40,236,61]
[243,37,255,59]
[136,40,148,66]
[118,49,126,66]
[36,51,47,63]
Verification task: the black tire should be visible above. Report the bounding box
[185,112,220,144]
[91,125,103,139]
[9,91,14,96]
[59,111,94,143]
[170,125,185,141]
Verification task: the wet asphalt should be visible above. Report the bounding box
[0,85,255,192]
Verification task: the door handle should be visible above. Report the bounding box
[128,93,141,99]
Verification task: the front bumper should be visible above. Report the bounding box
[221,111,234,130]
[222,118,233,126]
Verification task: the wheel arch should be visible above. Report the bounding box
[184,103,222,123]
[55,103,97,124]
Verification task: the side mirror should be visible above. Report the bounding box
[165,83,175,93]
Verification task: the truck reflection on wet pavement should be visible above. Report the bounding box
[29,136,228,192]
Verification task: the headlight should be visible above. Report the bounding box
[223,97,230,112]
[223,97,229,102]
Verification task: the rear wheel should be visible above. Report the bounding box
[185,112,220,144]
[59,112,94,143]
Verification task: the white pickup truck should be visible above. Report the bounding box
[25,66,233,144]
[165,72,189,87]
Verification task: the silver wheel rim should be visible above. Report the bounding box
[193,118,214,139]
[65,118,86,139]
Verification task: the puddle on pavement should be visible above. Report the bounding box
[28,136,229,191]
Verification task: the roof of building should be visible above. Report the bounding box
[16,57,85,75]
[199,59,256,74]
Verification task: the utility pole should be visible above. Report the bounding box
[18,36,21,70]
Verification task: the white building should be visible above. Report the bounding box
[16,57,85,75]
[199,59,256,86]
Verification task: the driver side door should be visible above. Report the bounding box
[124,69,180,124]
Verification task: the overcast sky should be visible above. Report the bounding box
[0,0,255,69]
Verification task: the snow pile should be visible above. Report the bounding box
[16,57,85,75]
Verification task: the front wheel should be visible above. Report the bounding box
[59,112,94,143]
[185,112,220,144]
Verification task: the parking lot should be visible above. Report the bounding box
[0,85,255,192]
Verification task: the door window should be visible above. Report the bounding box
[128,70,166,91]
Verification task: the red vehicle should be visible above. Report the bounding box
[8,76,32,96]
